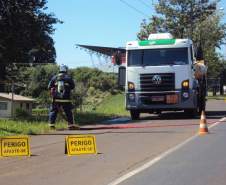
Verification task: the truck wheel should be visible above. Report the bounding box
[184,109,197,117]
[130,110,140,120]
[155,110,162,115]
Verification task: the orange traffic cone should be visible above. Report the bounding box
[199,110,209,135]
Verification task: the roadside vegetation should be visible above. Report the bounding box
[0,93,129,136]
[0,119,69,136]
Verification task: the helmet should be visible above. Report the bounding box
[59,64,68,73]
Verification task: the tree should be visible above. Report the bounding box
[0,0,61,86]
[137,0,226,79]
[138,0,223,41]
[27,64,58,98]
[137,16,165,40]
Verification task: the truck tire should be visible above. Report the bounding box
[130,110,140,120]
[184,109,198,117]
[155,110,162,115]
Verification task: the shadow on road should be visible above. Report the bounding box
[105,130,180,134]
[205,111,226,119]
[136,110,226,121]
[100,110,226,126]
[140,112,195,121]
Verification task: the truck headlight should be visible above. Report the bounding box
[128,82,135,91]
[182,80,189,89]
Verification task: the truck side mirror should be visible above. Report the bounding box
[118,66,126,88]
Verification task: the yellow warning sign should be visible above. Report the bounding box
[0,136,30,157]
[66,135,97,156]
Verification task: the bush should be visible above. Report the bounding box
[15,108,30,119]
[32,108,49,116]
[88,86,96,96]
[70,67,120,111]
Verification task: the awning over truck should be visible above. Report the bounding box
[76,44,125,57]
[76,44,126,65]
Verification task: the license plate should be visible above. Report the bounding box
[166,95,178,104]
[151,96,164,102]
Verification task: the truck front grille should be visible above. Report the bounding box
[140,73,175,92]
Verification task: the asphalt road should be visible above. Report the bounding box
[0,99,226,185]
[118,115,226,185]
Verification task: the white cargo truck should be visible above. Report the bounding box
[121,33,203,120]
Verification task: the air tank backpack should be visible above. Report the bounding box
[55,74,66,98]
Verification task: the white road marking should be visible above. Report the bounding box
[107,117,226,185]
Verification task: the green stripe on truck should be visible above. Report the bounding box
[139,39,176,46]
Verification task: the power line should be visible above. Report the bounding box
[137,0,151,9]
[119,0,149,18]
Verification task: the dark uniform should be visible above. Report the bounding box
[48,69,78,129]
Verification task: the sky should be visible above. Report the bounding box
[46,0,226,69]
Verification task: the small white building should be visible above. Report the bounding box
[0,93,34,118]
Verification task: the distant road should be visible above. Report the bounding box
[0,99,226,185]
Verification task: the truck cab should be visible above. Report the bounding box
[125,33,199,119]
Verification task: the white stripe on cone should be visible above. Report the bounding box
[200,124,207,129]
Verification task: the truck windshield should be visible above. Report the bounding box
[128,48,189,66]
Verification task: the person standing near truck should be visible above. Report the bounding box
[48,64,79,130]
[194,46,207,112]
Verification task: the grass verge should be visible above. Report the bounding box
[0,119,67,136]
[95,93,129,116]
[75,93,129,125]
[0,93,128,136]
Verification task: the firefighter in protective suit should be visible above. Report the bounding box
[48,64,79,130]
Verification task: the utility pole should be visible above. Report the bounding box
[11,81,14,118]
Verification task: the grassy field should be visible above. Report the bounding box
[0,119,67,136]
[95,93,129,116]
[75,93,129,125]
[0,93,128,136]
